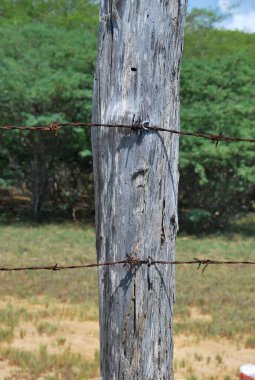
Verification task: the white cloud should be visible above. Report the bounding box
[223,11,255,32]
[218,0,233,12]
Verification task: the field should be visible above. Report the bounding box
[0,218,254,380]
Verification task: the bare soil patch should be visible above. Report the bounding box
[0,299,253,380]
[175,334,255,380]
[189,306,213,323]
[0,359,21,380]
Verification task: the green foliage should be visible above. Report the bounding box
[179,29,255,231]
[0,23,96,125]
[0,22,97,218]
[184,28,255,60]
[0,4,254,228]
[185,8,226,31]
[0,0,99,31]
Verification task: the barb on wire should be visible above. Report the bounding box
[0,256,254,273]
[0,121,60,136]
[0,121,254,144]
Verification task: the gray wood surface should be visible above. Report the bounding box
[91,1,187,379]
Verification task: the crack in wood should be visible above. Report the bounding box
[147,264,152,292]
[170,214,178,236]
[121,298,134,355]
[108,1,114,78]
[133,280,136,334]
[158,336,162,373]
[161,198,166,245]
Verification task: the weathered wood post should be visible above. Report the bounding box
[92,1,187,379]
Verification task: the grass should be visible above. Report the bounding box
[215,354,222,365]
[175,219,255,338]
[245,336,255,348]
[0,304,29,327]
[1,345,99,380]
[0,223,98,306]
[0,327,13,343]
[0,216,254,378]
[36,321,58,336]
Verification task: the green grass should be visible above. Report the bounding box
[0,219,254,338]
[36,321,58,336]
[1,345,99,380]
[175,218,255,338]
[0,223,98,305]
[245,336,255,348]
[0,217,254,347]
[0,327,13,343]
[0,304,29,327]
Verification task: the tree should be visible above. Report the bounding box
[0,23,97,219]
[0,0,99,31]
[185,8,225,31]
[179,29,255,231]
[92,1,187,378]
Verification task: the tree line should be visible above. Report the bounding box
[0,2,254,230]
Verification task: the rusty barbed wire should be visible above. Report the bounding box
[0,121,60,136]
[0,256,254,273]
[0,121,255,143]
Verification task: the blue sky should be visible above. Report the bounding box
[188,0,255,32]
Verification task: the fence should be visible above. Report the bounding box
[1,121,255,144]
[0,120,254,273]
[0,256,254,273]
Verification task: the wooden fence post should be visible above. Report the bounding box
[91,1,187,378]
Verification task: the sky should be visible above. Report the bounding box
[188,0,255,33]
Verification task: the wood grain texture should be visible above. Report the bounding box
[91,1,187,379]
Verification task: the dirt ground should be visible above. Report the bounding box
[174,335,255,380]
[0,300,254,380]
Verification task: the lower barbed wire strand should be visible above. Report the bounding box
[0,258,254,272]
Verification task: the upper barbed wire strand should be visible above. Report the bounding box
[0,122,254,143]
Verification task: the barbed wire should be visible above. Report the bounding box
[1,122,254,274]
[0,255,254,274]
[0,121,255,143]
